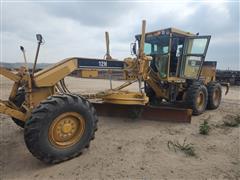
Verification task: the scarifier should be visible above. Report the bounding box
[0,20,228,163]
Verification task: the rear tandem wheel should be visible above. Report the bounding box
[207,82,222,109]
[185,83,208,115]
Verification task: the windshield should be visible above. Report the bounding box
[143,35,170,55]
[135,34,170,79]
[181,37,210,79]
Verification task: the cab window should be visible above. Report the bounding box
[186,38,208,54]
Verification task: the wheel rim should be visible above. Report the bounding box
[48,112,85,148]
[196,91,205,111]
[213,88,220,106]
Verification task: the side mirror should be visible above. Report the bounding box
[36,34,43,43]
[130,42,137,55]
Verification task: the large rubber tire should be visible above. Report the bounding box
[24,94,98,164]
[207,82,222,109]
[12,89,25,128]
[185,83,208,115]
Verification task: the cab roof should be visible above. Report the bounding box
[135,27,196,39]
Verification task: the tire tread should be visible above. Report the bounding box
[24,94,98,164]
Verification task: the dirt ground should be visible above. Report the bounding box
[0,76,239,180]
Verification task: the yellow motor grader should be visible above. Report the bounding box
[0,20,227,164]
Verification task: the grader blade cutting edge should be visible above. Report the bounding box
[91,102,192,123]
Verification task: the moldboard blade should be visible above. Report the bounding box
[91,102,192,123]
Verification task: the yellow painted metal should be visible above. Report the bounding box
[123,57,138,80]
[31,87,55,108]
[138,20,155,82]
[139,20,146,59]
[145,77,169,99]
[102,91,149,105]
[0,101,27,121]
[200,64,216,84]
[48,112,85,148]
[9,82,19,101]
[81,69,98,78]
[142,27,195,38]
[112,80,138,91]
[166,33,172,80]
[34,58,78,87]
[170,27,195,36]
[143,69,169,99]
[140,55,152,80]
[0,67,21,82]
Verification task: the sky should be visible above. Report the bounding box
[1,0,239,70]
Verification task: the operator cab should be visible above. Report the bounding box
[135,28,211,80]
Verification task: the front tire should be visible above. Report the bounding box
[24,94,98,164]
[185,83,208,115]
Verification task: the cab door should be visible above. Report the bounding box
[180,36,211,79]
